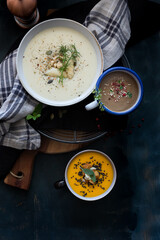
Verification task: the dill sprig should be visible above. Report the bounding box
[58,44,80,84]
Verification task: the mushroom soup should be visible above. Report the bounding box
[99,71,139,112]
[23,26,98,102]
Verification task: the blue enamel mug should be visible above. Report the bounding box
[85,67,143,115]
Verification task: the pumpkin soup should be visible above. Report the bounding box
[67,151,114,198]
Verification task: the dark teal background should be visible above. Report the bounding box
[0,0,160,239]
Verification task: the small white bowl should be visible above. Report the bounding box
[16,18,104,106]
[65,149,117,201]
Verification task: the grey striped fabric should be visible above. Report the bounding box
[0,0,131,150]
[84,0,131,69]
[0,50,41,150]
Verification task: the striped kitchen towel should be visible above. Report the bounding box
[0,0,131,150]
[84,0,131,70]
[0,50,41,150]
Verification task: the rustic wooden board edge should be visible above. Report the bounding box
[4,136,88,190]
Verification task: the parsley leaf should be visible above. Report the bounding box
[26,103,43,121]
[127,91,132,98]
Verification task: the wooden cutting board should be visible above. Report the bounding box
[4,135,88,190]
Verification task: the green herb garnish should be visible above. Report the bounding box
[58,44,80,84]
[120,85,123,89]
[93,88,105,111]
[127,91,132,98]
[80,167,96,183]
[99,102,105,111]
[26,103,43,121]
[93,88,102,101]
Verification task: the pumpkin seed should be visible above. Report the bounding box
[46,50,52,55]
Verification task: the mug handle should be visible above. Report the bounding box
[85,100,99,111]
[54,179,66,189]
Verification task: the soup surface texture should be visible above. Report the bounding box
[67,151,114,198]
[99,71,139,112]
[23,26,97,102]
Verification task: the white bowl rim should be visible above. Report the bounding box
[16,18,104,106]
[65,149,117,201]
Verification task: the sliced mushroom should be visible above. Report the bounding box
[66,60,74,79]
[45,67,61,77]
[93,170,99,179]
[56,61,63,69]
[82,163,92,169]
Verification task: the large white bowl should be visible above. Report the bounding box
[16,18,104,106]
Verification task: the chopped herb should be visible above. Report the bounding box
[127,91,132,98]
[83,193,87,197]
[78,171,83,176]
[119,85,123,89]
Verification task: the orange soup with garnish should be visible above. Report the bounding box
[67,151,114,198]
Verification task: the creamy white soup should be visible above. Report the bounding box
[23,26,97,102]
